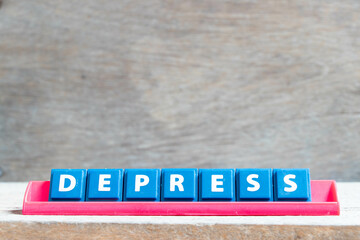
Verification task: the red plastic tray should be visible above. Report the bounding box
[22,180,340,216]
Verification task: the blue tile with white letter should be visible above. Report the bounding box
[86,169,123,201]
[199,169,235,201]
[273,168,311,201]
[236,168,273,201]
[161,168,198,201]
[49,169,87,201]
[123,169,161,201]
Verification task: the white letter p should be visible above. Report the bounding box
[135,175,150,192]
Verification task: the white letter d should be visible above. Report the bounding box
[59,175,76,192]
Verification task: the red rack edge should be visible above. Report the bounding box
[22,180,340,216]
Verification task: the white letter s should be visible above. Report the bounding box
[247,174,260,192]
[284,174,297,192]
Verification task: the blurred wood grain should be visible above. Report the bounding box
[0,0,359,181]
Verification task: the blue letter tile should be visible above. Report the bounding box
[273,168,311,201]
[49,169,87,201]
[161,168,198,201]
[236,168,273,201]
[199,169,235,201]
[123,169,161,201]
[86,169,123,201]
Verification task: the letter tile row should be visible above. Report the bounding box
[49,168,311,202]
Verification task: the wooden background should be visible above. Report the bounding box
[0,0,359,182]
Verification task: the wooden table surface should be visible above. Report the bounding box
[0,182,359,239]
[0,0,360,183]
